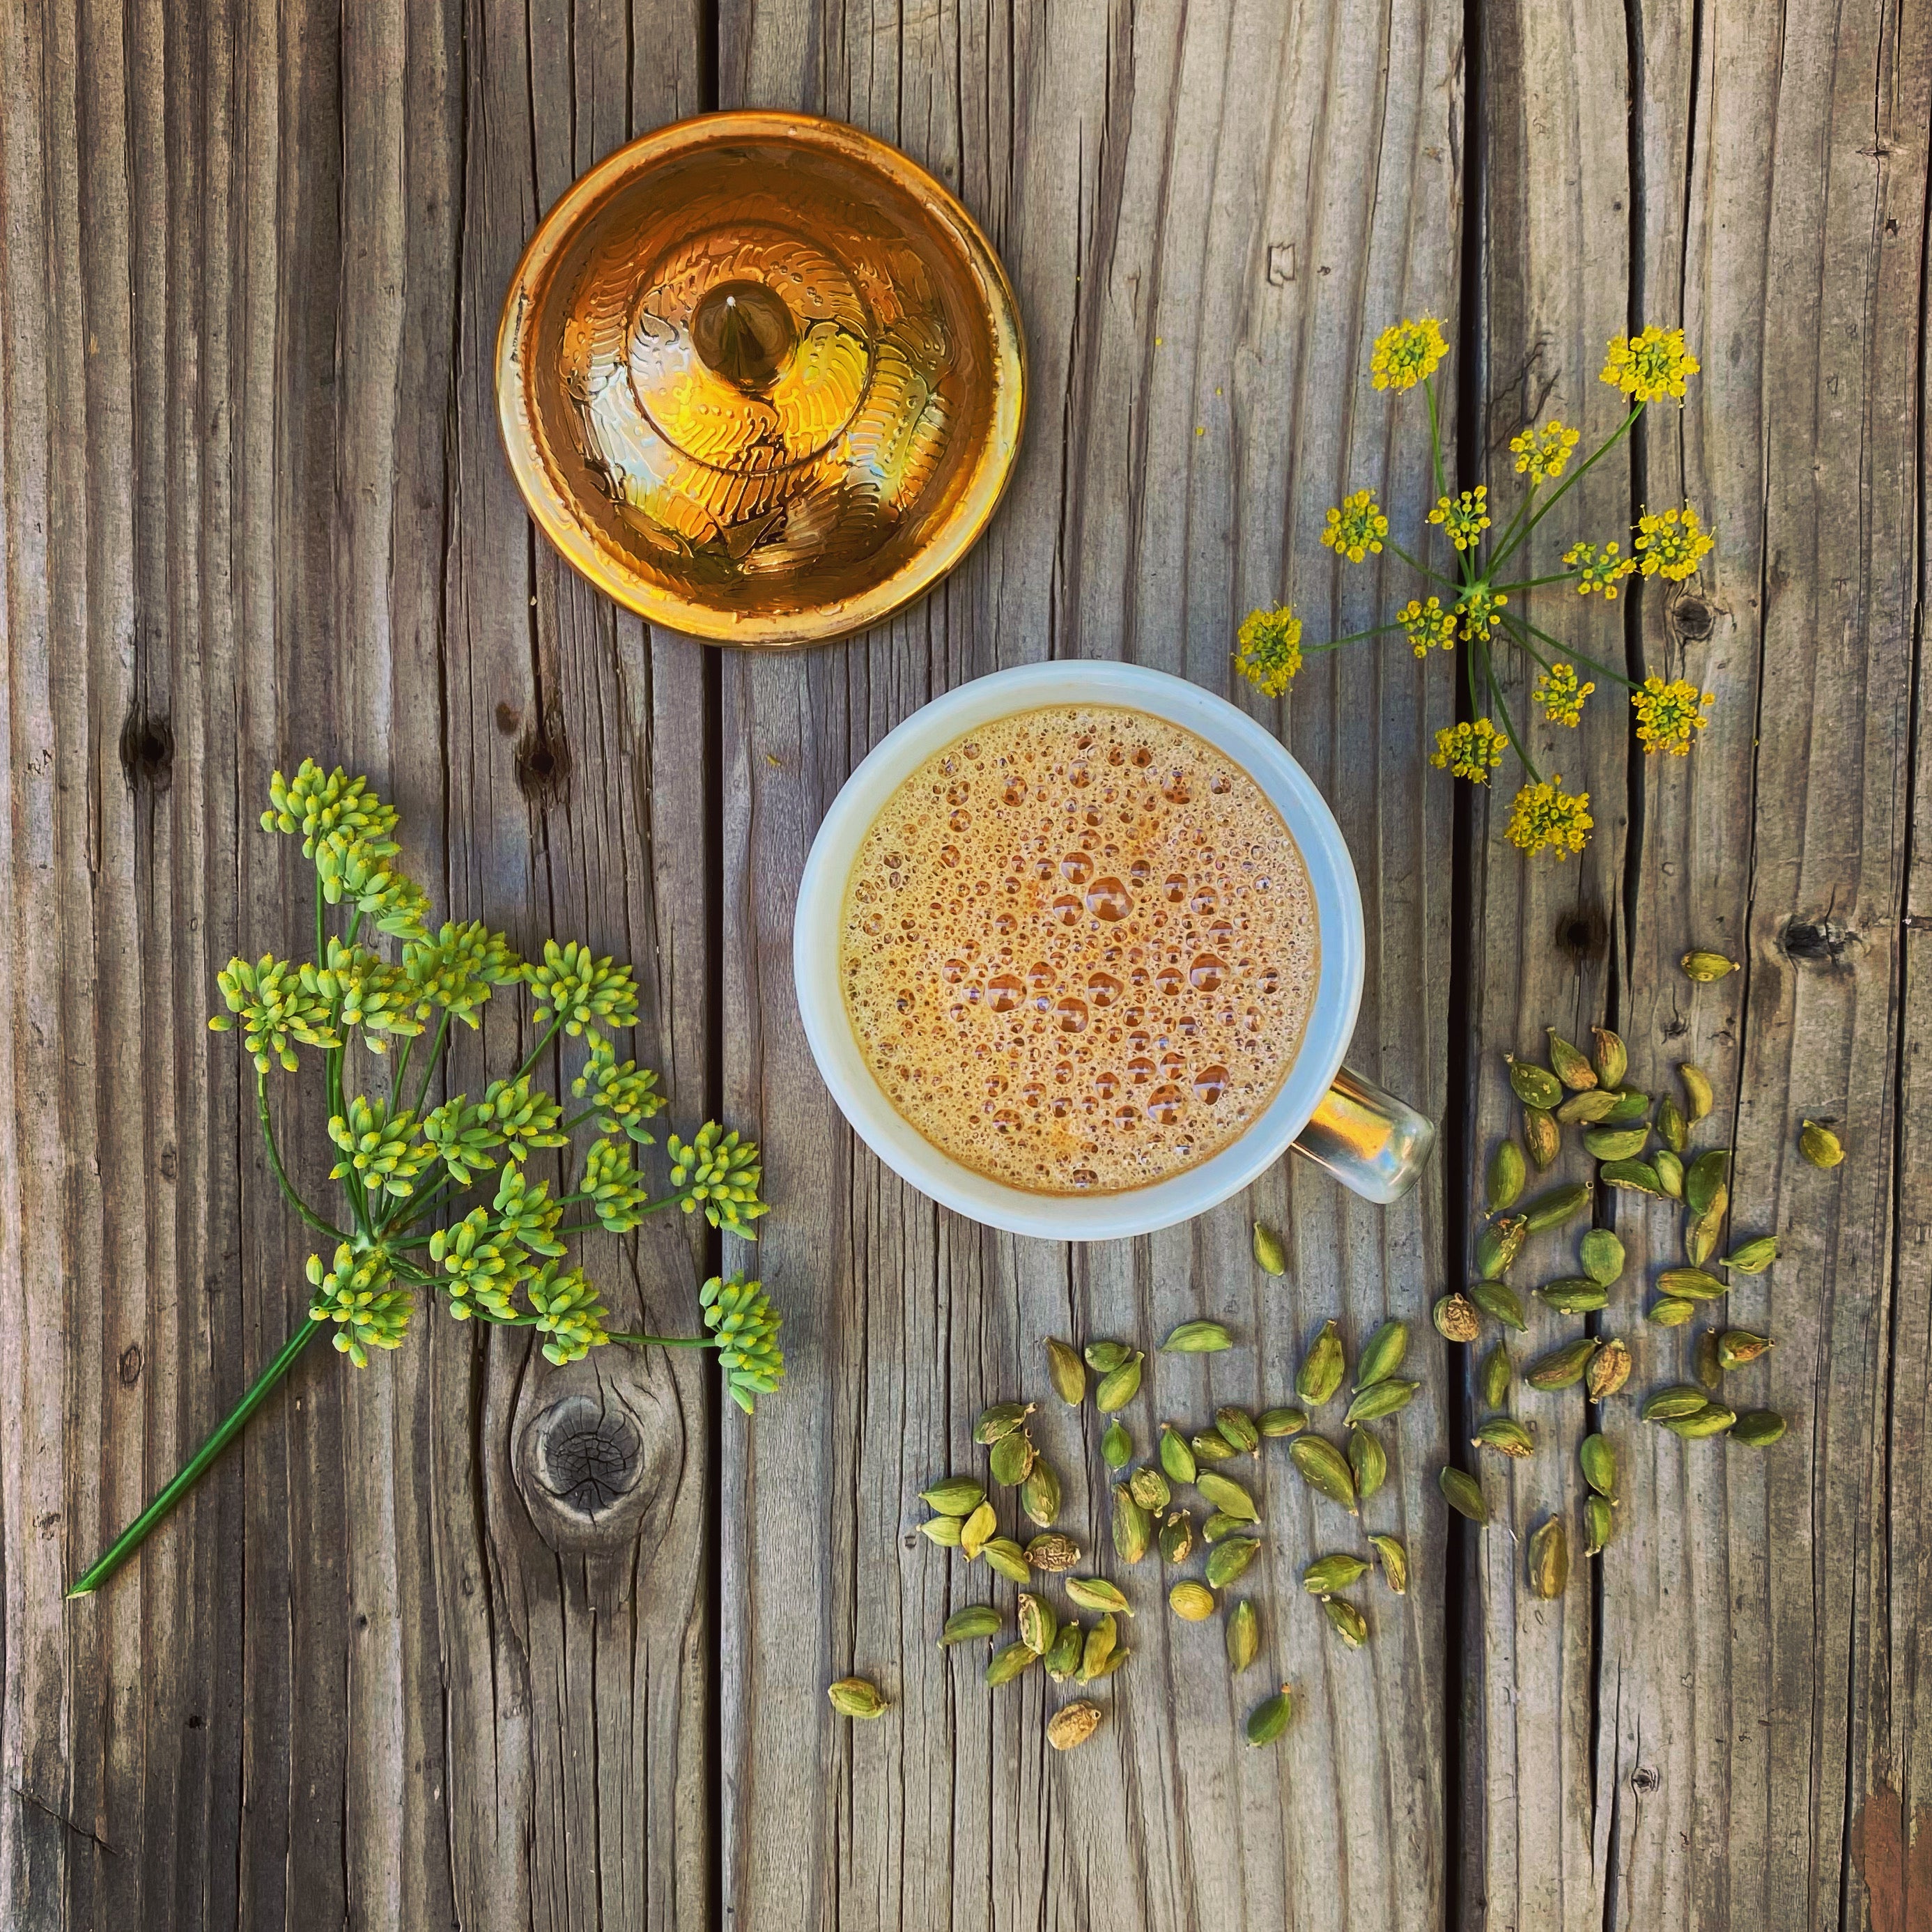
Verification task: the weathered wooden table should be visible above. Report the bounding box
[4,1,1926,1926]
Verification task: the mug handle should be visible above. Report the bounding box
[1290,1065,1437,1205]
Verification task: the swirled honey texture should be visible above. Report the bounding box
[840,705,1318,1193]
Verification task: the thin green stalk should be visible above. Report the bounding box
[258,1070,347,1242]
[1424,378,1448,501]
[67,1317,323,1598]
[514,1017,564,1084]
[1306,618,1411,656]
[315,874,327,963]
[1476,634,1540,784]
[606,1331,713,1350]
[1385,541,1460,593]
[411,1008,453,1119]
[1489,570,1583,596]
[1487,404,1643,576]
[1503,614,1641,691]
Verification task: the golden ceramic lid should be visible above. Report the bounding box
[496,113,1027,647]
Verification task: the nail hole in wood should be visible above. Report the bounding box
[515,714,571,807]
[1782,915,1861,966]
[1556,906,1607,959]
[118,706,174,792]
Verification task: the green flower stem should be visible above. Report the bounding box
[410,1007,453,1119]
[1505,619,1561,678]
[380,1175,461,1237]
[67,1315,323,1598]
[1424,378,1448,501]
[1384,541,1459,593]
[514,1017,564,1084]
[315,873,327,964]
[1489,570,1583,595]
[1487,403,1643,576]
[1504,614,1641,691]
[1477,634,1540,783]
[258,1070,348,1243]
[1306,619,1410,656]
[606,1331,714,1350]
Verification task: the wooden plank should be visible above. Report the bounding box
[717,3,1461,1927]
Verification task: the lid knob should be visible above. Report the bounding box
[690,279,796,389]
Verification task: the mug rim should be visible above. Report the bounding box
[791,661,1365,1240]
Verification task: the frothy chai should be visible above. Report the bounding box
[838,704,1320,1195]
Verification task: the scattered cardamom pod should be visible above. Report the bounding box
[1017,1592,1057,1655]
[1470,1416,1534,1458]
[1579,1228,1626,1285]
[1602,1088,1652,1125]
[1092,1642,1131,1680]
[1191,1430,1237,1465]
[1687,1193,1727,1268]
[1528,1337,1600,1390]
[1592,1026,1629,1089]
[1579,1432,1616,1499]
[1102,1421,1132,1469]
[1662,1405,1737,1439]
[982,1536,1032,1583]
[1207,1535,1262,1589]
[828,1676,890,1719]
[1535,1279,1609,1315]
[1479,1342,1513,1410]
[1065,1576,1133,1617]
[1556,1088,1621,1125]
[1343,1377,1420,1425]
[1084,1340,1131,1374]
[1025,1531,1081,1572]
[1681,950,1740,982]
[1507,1054,1564,1111]
[1528,1517,1569,1599]
[1203,1510,1244,1542]
[1647,1296,1697,1327]
[922,1515,966,1547]
[1470,1280,1528,1331]
[1128,1465,1171,1512]
[1289,1435,1359,1513]
[1657,1094,1687,1153]
[1586,1337,1632,1398]
[1524,1105,1562,1168]
[1245,1686,1293,1747]
[1213,1407,1260,1458]
[1600,1159,1664,1196]
[1731,1408,1787,1446]
[1226,1598,1260,1672]
[1159,1510,1195,1565]
[1685,1149,1731,1216]
[1195,1469,1258,1522]
[974,1401,1035,1444]
[1258,1406,1308,1439]
[1354,1318,1410,1391]
[1021,1456,1062,1527]
[1693,1329,1725,1390]
[1717,1328,1773,1370]
[1547,1030,1598,1091]
[1348,1424,1387,1501]
[1169,1580,1216,1622]
[1439,1465,1489,1524]
[1802,1118,1846,1168]
[1159,1423,1198,1484]
[1253,1220,1288,1276]
[1368,1533,1409,1594]
[1161,1319,1232,1354]
[1078,1614,1117,1680]
[1585,1125,1651,1163]
[1523,1182,1592,1232]
[1322,1598,1370,1648]
[920,1476,986,1515]
[1046,1701,1104,1750]
[1302,1552,1370,1596]
[1657,1267,1728,1302]
[960,1499,998,1559]
[989,1429,1035,1486]
[1487,1138,1527,1212]
[1045,1338,1085,1406]
[1653,1148,1685,1198]
[1583,1494,1616,1556]
[1296,1320,1346,1406]
[1433,1292,1481,1342]
[1044,1620,1085,1680]
[938,1605,1002,1647]
[1113,1485,1152,1564]
[985,1640,1037,1687]
[1724,1235,1779,1274]
[1095,1352,1145,1412]
[1475,1214,1529,1280]
[1680,1062,1714,1122]
[1642,1384,1713,1421]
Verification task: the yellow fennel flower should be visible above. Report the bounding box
[1506,777,1594,858]
[1509,420,1582,484]
[1235,605,1303,697]
[1631,676,1714,755]
[1430,719,1507,783]
[1429,486,1491,552]
[1398,596,1457,656]
[1564,539,1639,598]
[1533,662,1593,727]
[1634,504,1715,580]
[1370,317,1448,392]
[1455,581,1507,640]
[1601,325,1700,403]
[1321,489,1389,563]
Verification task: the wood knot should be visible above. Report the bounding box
[1631,1765,1661,1794]
[1554,904,1609,960]
[1669,590,1717,642]
[514,709,571,807]
[118,705,174,792]
[1781,914,1862,968]
[515,1390,659,1554]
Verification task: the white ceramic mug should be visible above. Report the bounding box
[792,661,1434,1240]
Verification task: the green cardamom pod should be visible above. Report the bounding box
[1245,1686,1293,1747]
[1584,1494,1616,1556]
[1302,1552,1370,1596]
[1349,1424,1387,1501]
[1289,1434,1359,1513]
[989,1429,1035,1487]
[1731,1408,1787,1447]
[1653,1148,1685,1198]
[1528,1517,1569,1599]
[1354,1318,1410,1390]
[1717,1328,1774,1370]
[1600,1159,1663,1196]
[1724,1235,1779,1274]
[1470,1415,1535,1458]
[1207,1535,1262,1589]
[1065,1576,1133,1618]
[1159,1423,1198,1484]
[1694,1328,1724,1391]
[920,1514,965,1547]
[1687,1192,1728,1269]
[1295,1319,1346,1405]
[1017,1591,1057,1655]
[1370,1536,1409,1597]
[1203,1510,1244,1542]
[1535,1279,1609,1315]
[981,1536,1032,1583]
[1159,1510,1194,1565]
[1025,1531,1081,1572]
[1657,1093,1687,1154]
[1602,1088,1652,1124]
[1685,1149,1731,1216]
[1322,1597,1370,1648]
[1044,1619,1084,1680]
[1195,1469,1258,1521]
[1579,1228,1626,1285]
[1641,1384,1715,1421]
[1680,1062,1714,1122]
[1044,1337,1085,1407]
[1592,1025,1629,1090]
[1647,1295,1697,1327]
[1095,1352,1145,1412]
[1523,1182,1592,1232]
[1226,1598,1260,1672]
[984,1640,1037,1687]
[1547,1029,1598,1091]
[1470,1279,1528,1331]
[939,1604,1003,1647]
[1662,1404,1736,1439]
[1584,1125,1652,1161]
[1475,1214,1529,1280]
[1077,1614,1116,1680]
[1168,1579,1216,1621]
[1214,1406,1260,1456]
[1257,1406,1308,1439]
[1439,1465,1489,1524]
[1556,1087,1621,1125]
[1253,1220,1288,1276]
[1657,1267,1729,1301]
[1343,1377,1420,1425]
[1101,1420,1132,1469]
[1524,1105,1562,1169]
[1191,1430,1238,1464]
[1046,1701,1104,1750]
[1083,1340,1131,1373]
[1128,1465,1171,1511]
[1681,949,1740,982]
[1579,1432,1616,1499]
[1586,1337,1632,1397]
[1090,1644,1131,1680]
[1487,1138,1527,1212]
[1021,1455,1062,1528]
[828,1676,890,1719]
[1161,1319,1232,1354]
[1528,1337,1600,1390]
[973,1401,1035,1444]
[1507,1053,1565,1111]
[959,1499,998,1559]
[1433,1292,1481,1342]
[920,1476,987,1515]
[1112,1485,1152,1565]
[1479,1342,1513,1411]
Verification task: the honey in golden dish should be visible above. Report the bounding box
[839,704,1318,1194]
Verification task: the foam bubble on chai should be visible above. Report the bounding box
[839,703,1319,1194]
